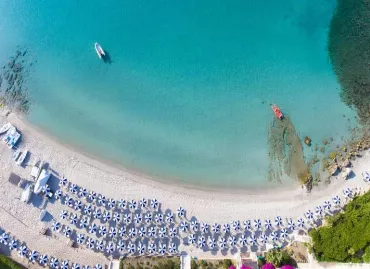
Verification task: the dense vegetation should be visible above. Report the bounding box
[0,254,23,269]
[265,248,295,268]
[309,191,370,262]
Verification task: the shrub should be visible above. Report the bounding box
[191,259,199,269]
[222,259,233,269]
[199,260,208,268]
[363,246,370,263]
[0,254,22,269]
[265,248,291,267]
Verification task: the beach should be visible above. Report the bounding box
[0,110,369,267]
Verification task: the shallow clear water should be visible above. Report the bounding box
[0,0,357,188]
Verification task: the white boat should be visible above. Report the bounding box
[3,126,16,144]
[7,131,21,149]
[0,123,12,134]
[34,169,51,194]
[30,159,43,180]
[21,183,34,203]
[16,150,28,166]
[12,149,21,161]
[39,209,47,221]
[95,42,106,59]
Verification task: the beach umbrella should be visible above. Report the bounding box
[61,260,69,269]
[106,242,115,254]
[155,213,163,224]
[148,242,156,254]
[201,222,209,233]
[177,207,185,218]
[166,212,174,224]
[78,187,87,198]
[169,227,177,238]
[260,234,268,244]
[70,213,78,225]
[50,257,59,268]
[144,212,153,224]
[82,265,92,269]
[188,234,197,245]
[64,196,74,208]
[42,184,51,196]
[18,245,27,257]
[54,190,63,200]
[123,213,131,224]
[159,227,167,238]
[89,223,97,234]
[332,195,341,206]
[148,226,156,237]
[140,198,147,209]
[8,239,17,250]
[52,221,61,232]
[118,199,127,210]
[232,220,241,232]
[324,200,331,211]
[0,233,9,245]
[119,226,127,237]
[254,219,261,230]
[315,205,323,216]
[39,254,48,265]
[286,219,295,231]
[28,250,38,262]
[127,242,136,255]
[99,225,107,236]
[59,210,68,220]
[93,208,101,219]
[305,210,314,220]
[243,220,251,231]
[212,223,220,234]
[208,237,216,249]
[158,243,166,255]
[168,242,177,254]
[134,213,142,224]
[223,223,231,234]
[94,264,103,269]
[84,204,92,215]
[129,200,137,211]
[69,183,78,194]
[97,195,106,206]
[59,176,68,187]
[95,240,105,252]
[109,227,117,238]
[198,236,206,248]
[128,227,137,238]
[239,234,247,246]
[117,240,125,252]
[297,218,305,228]
[88,191,96,201]
[264,220,272,230]
[248,234,257,245]
[270,231,278,241]
[72,263,81,269]
[139,226,147,237]
[343,188,352,198]
[113,212,121,223]
[280,228,288,239]
[180,221,189,232]
[228,236,237,247]
[63,226,72,237]
[191,220,199,231]
[74,200,83,211]
[218,237,227,249]
[262,263,276,269]
[137,242,145,255]
[150,198,159,210]
[108,198,116,209]
[77,233,85,244]
[86,238,95,248]
[102,211,112,222]
[80,217,89,229]
[275,216,283,227]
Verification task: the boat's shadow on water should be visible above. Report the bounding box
[102,50,112,64]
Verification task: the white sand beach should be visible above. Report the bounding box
[0,111,369,267]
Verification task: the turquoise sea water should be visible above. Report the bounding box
[0,0,357,188]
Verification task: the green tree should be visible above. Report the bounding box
[265,248,291,267]
[222,259,233,269]
[191,259,199,269]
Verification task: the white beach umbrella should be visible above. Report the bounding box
[95,240,105,252]
[139,226,147,237]
[74,200,83,211]
[50,257,59,268]
[159,227,167,238]
[200,222,209,233]
[99,225,107,237]
[129,200,137,211]
[54,190,63,200]
[39,254,48,265]
[275,216,283,227]
[144,212,153,224]
[168,242,177,254]
[148,242,156,254]
[84,204,92,215]
[118,199,127,210]
[218,237,227,249]
[88,223,97,234]
[52,221,61,232]
[166,212,174,224]
[42,184,51,196]
[8,239,17,251]
[113,212,121,223]
[88,191,96,201]
[297,218,305,228]
[64,196,74,207]
[315,205,323,216]
[28,250,38,262]
[82,265,92,269]
[70,213,78,225]
[148,226,156,237]
[208,237,216,249]
[140,198,148,209]
[191,220,199,231]
[86,238,95,249]
[158,243,166,255]
[150,198,159,210]
[108,198,116,209]
[18,245,27,257]
[123,213,132,224]
[97,195,106,206]
[137,242,145,255]
[243,220,251,231]
[305,210,314,220]
[332,195,341,206]
[212,223,220,234]
[63,226,72,238]
[77,233,85,244]
[59,176,68,187]
[222,223,230,234]
[78,187,87,198]
[363,171,370,182]
[188,234,197,245]
[128,227,137,238]
[280,228,288,239]
[228,236,237,247]
[93,208,101,219]
[109,227,117,238]
[94,264,103,269]
[286,219,295,231]
[264,219,272,230]
[254,219,261,230]
[117,240,125,252]
[180,221,189,232]
[260,234,268,244]
[270,231,278,241]
[59,210,68,220]
[127,242,136,255]
[197,235,206,248]
[177,207,185,218]
[155,213,163,224]
[239,234,247,246]
[119,226,127,237]
[0,233,9,245]
[232,220,241,232]
[80,217,89,229]
[102,211,112,222]
[69,183,78,194]
[72,263,81,269]
[134,213,142,224]
[323,200,332,211]
[106,242,115,254]
[248,234,257,245]
[343,188,352,198]
[61,260,69,269]
[169,227,177,238]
